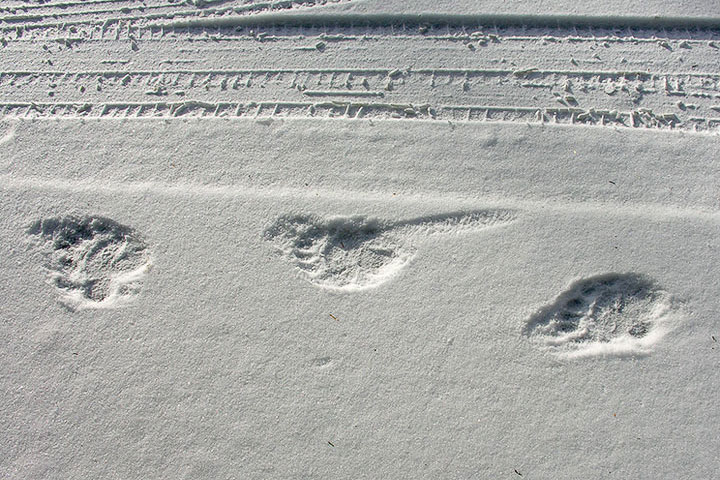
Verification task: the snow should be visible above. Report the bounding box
[332,0,720,20]
[1,2,719,479]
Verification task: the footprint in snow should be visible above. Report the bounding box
[264,209,516,291]
[523,273,679,358]
[28,215,151,310]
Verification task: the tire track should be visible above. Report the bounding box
[1,12,719,133]
[0,0,355,31]
[2,100,717,135]
[1,68,718,132]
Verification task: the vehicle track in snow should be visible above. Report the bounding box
[1,7,719,132]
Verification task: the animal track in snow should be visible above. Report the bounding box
[264,210,516,291]
[523,273,678,358]
[28,215,151,310]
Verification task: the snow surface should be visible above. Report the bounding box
[1,2,719,479]
[328,0,720,20]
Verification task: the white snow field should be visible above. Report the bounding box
[1,2,719,479]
